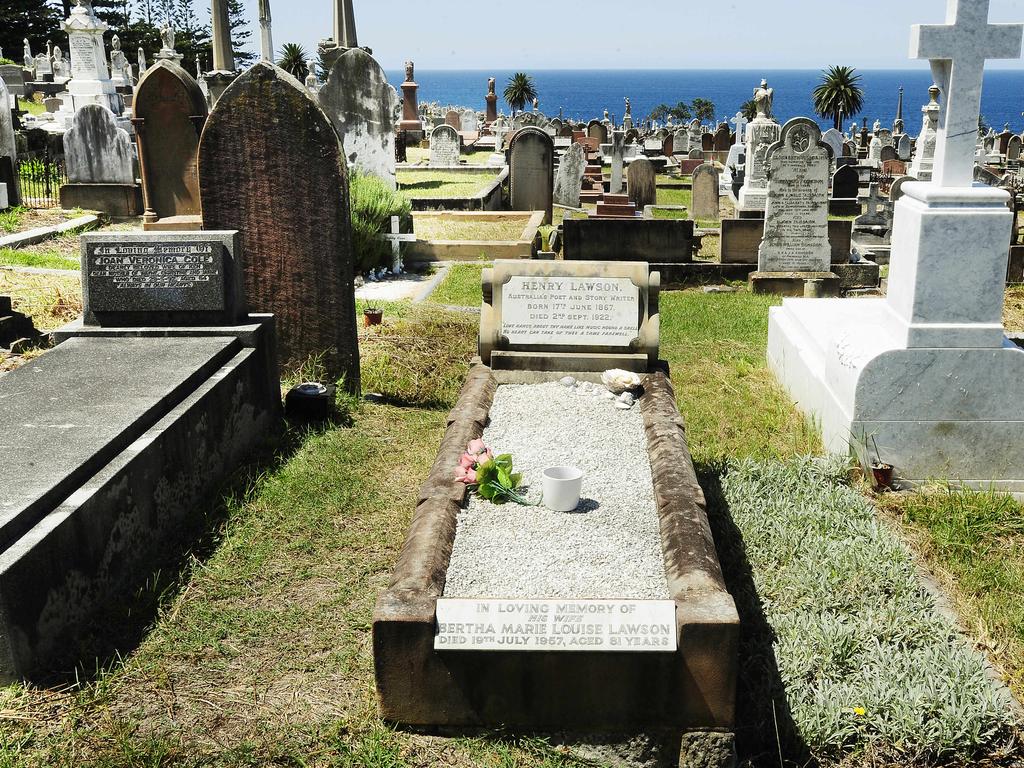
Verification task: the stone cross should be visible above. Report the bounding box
[382,215,415,273]
[732,112,747,146]
[911,0,1023,187]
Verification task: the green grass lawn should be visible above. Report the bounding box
[396,170,499,200]
[405,147,495,166]
[2,264,1023,766]
[413,215,528,242]
[0,247,79,270]
[656,186,691,208]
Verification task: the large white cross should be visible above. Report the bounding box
[911,0,1023,187]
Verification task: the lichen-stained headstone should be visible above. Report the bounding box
[133,59,207,224]
[199,61,360,391]
[552,141,586,208]
[626,157,656,211]
[429,124,460,167]
[64,104,134,184]
[319,48,399,189]
[758,117,831,273]
[508,126,554,224]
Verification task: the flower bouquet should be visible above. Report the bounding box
[455,439,534,506]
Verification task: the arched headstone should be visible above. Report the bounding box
[1008,135,1023,162]
[553,141,586,208]
[508,126,554,224]
[319,48,399,189]
[831,164,859,200]
[445,110,462,130]
[626,157,656,210]
[64,104,134,184]
[429,124,460,167]
[587,119,608,145]
[133,59,207,228]
[199,61,360,390]
[691,163,720,221]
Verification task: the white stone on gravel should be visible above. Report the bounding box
[443,381,669,600]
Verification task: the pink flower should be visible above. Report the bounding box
[476,449,494,464]
[467,438,488,456]
[455,465,477,484]
[459,452,476,469]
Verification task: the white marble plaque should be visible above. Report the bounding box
[501,276,639,346]
[69,35,99,78]
[435,598,677,652]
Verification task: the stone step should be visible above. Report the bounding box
[602,194,630,205]
[595,203,638,218]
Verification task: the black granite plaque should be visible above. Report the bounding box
[81,231,245,326]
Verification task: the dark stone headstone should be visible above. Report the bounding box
[0,65,26,96]
[879,145,898,163]
[81,231,245,326]
[563,218,694,263]
[831,164,859,200]
[701,133,714,151]
[508,126,554,224]
[0,77,19,206]
[626,157,657,210]
[199,61,360,390]
[713,125,730,152]
[133,60,207,227]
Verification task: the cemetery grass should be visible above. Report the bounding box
[396,170,499,200]
[0,207,86,236]
[427,263,487,307]
[0,269,81,329]
[412,215,530,241]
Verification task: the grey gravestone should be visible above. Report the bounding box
[880,145,898,163]
[897,133,913,161]
[1009,136,1023,162]
[626,157,656,211]
[445,110,461,130]
[199,61,360,390]
[319,48,399,189]
[673,128,689,155]
[0,65,26,96]
[587,119,608,145]
[64,104,134,184]
[81,231,244,326]
[875,128,893,147]
[821,128,844,161]
[0,77,19,206]
[831,164,859,200]
[133,59,207,225]
[889,175,916,203]
[758,118,831,272]
[508,126,554,224]
[461,109,479,133]
[691,163,720,221]
[553,141,586,208]
[688,148,702,160]
[610,130,626,194]
[429,124,460,167]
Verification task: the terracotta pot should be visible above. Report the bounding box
[871,462,895,491]
[363,308,383,327]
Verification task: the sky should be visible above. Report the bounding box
[238,0,1024,70]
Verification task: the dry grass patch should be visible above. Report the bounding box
[413,215,529,242]
[0,269,81,330]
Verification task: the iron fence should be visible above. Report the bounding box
[17,149,66,209]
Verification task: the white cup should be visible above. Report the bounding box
[542,466,584,512]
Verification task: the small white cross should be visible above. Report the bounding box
[380,215,416,273]
[911,0,1023,187]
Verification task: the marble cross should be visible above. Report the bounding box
[911,0,1023,187]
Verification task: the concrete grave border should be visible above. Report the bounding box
[405,211,543,263]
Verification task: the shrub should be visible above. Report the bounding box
[349,171,411,275]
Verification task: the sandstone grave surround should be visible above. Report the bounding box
[508,127,554,225]
[60,103,142,216]
[404,211,544,263]
[374,260,738,749]
[750,118,835,295]
[429,124,461,167]
[319,48,399,189]
[0,229,279,681]
[199,61,360,391]
[769,0,1024,490]
[133,59,207,231]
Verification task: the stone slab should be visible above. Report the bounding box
[563,218,694,263]
[721,217,851,264]
[59,184,142,217]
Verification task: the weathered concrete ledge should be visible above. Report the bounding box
[373,367,739,733]
[0,214,101,250]
[402,167,508,212]
[406,211,543,263]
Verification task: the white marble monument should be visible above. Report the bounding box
[57,0,123,119]
[767,0,1024,491]
[737,79,781,214]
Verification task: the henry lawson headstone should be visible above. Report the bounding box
[319,48,399,189]
[758,118,831,272]
[81,231,244,326]
[508,127,554,225]
[199,61,360,391]
[132,59,207,226]
[429,124,460,167]
[500,275,641,346]
[553,141,586,209]
[435,599,677,652]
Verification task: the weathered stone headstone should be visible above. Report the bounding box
[63,104,134,184]
[429,124,460,167]
[0,77,20,206]
[553,141,586,208]
[0,65,26,97]
[610,129,626,194]
[461,109,479,133]
[673,127,689,155]
[757,118,831,272]
[882,158,907,177]
[626,157,656,211]
[132,59,207,229]
[445,109,461,130]
[888,174,916,202]
[691,163,720,221]
[701,133,714,151]
[1009,135,1023,161]
[319,48,399,189]
[880,145,898,163]
[508,126,554,224]
[587,119,608,145]
[713,124,730,151]
[821,128,845,161]
[199,61,360,389]
[897,133,913,161]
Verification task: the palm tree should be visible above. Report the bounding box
[739,99,759,121]
[813,66,864,130]
[691,98,715,122]
[503,73,537,116]
[669,101,692,122]
[277,42,308,80]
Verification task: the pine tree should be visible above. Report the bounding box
[227,0,254,66]
[0,0,61,65]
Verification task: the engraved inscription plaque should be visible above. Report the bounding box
[501,276,639,346]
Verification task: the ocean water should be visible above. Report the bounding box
[385,69,1024,134]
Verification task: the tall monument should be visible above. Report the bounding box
[258,0,274,62]
[319,0,367,70]
[56,0,123,123]
[399,61,422,138]
[204,0,237,106]
[767,0,1024,490]
[485,77,498,124]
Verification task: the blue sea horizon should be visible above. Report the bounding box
[385,68,1024,135]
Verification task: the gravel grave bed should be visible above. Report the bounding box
[443,381,669,600]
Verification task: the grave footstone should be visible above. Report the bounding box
[553,141,586,208]
[430,124,461,167]
[319,48,400,189]
[199,61,360,389]
[691,163,720,221]
[754,118,832,280]
[133,59,207,230]
[626,157,656,211]
[60,103,141,216]
[508,126,554,224]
